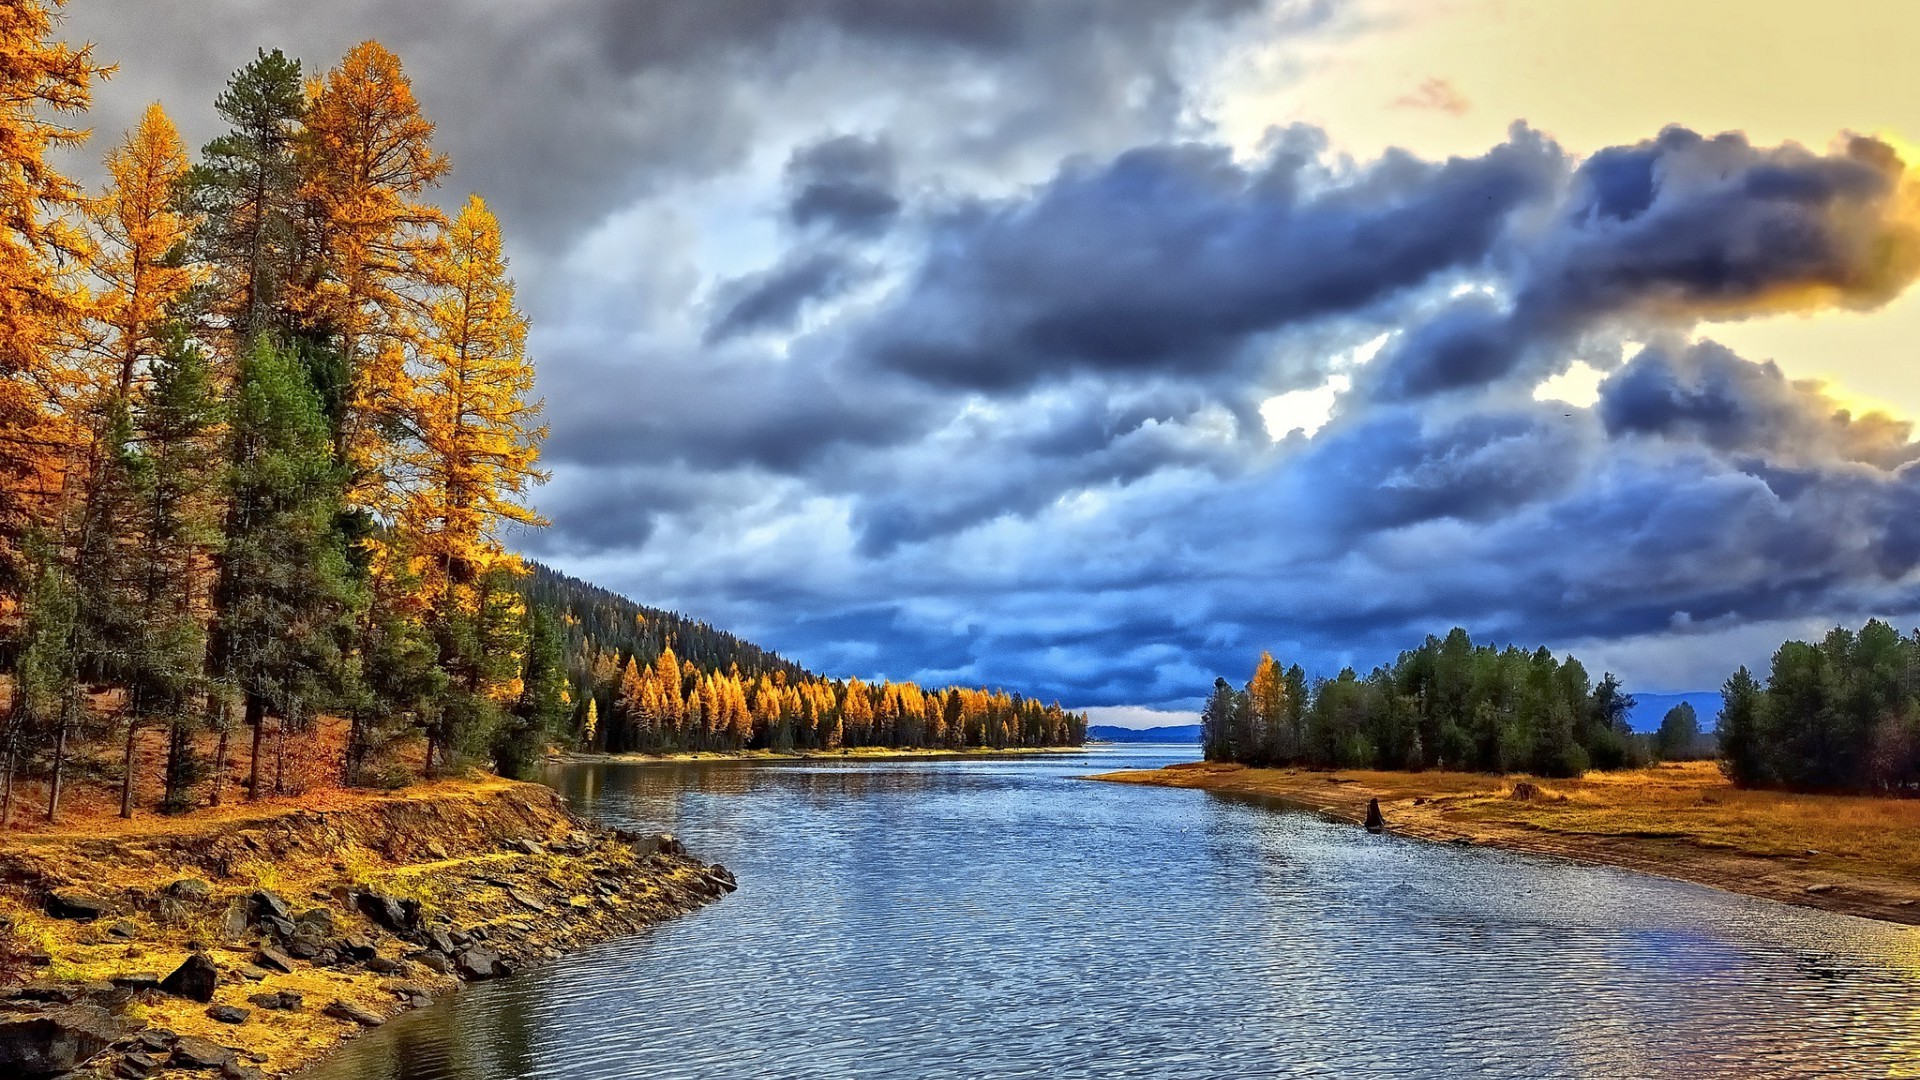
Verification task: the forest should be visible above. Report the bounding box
[1719,619,1920,795]
[0,5,1082,827]
[1200,629,1645,777]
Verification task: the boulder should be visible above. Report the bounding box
[339,933,378,960]
[0,1004,132,1077]
[295,908,335,935]
[323,999,385,1027]
[44,890,108,921]
[652,833,685,856]
[205,1004,250,1024]
[254,946,295,974]
[120,1049,164,1076]
[159,953,219,1002]
[170,1035,236,1070]
[1364,798,1387,834]
[163,879,212,904]
[247,890,291,924]
[355,890,419,933]
[222,1064,267,1080]
[110,972,162,991]
[416,952,452,975]
[454,947,506,980]
[285,935,323,960]
[247,990,302,1011]
[219,901,251,941]
[508,888,548,912]
[512,838,545,856]
[365,957,403,975]
[135,1029,177,1053]
[106,920,139,940]
[426,928,456,955]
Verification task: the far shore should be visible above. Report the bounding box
[551,744,1090,766]
[1088,760,1920,926]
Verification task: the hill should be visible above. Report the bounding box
[1089,724,1202,744]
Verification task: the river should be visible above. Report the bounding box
[305,745,1920,1078]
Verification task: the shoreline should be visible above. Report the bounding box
[1089,760,1920,927]
[0,780,733,1078]
[551,744,1089,766]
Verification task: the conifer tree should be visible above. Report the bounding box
[188,48,306,342]
[495,606,565,778]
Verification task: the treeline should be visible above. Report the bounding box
[1719,619,1920,794]
[0,11,562,820]
[1202,628,1640,776]
[530,565,1086,754]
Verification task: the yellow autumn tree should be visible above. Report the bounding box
[297,39,449,487]
[394,194,547,601]
[0,0,109,585]
[94,103,202,396]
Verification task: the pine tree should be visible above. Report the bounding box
[495,606,565,779]
[206,338,357,800]
[187,48,306,342]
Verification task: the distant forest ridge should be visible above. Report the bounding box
[1088,724,1202,744]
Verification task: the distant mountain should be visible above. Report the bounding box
[1628,691,1723,733]
[1089,724,1202,744]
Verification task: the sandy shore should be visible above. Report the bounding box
[1089,760,1920,926]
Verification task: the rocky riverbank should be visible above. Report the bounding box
[1091,760,1920,926]
[0,779,734,1078]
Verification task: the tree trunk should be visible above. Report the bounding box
[210,722,230,807]
[1,748,15,830]
[245,693,266,801]
[47,700,71,824]
[119,716,138,818]
[273,711,288,796]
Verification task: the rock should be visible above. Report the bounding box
[417,952,452,975]
[427,928,457,954]
[106,920,139,939]
[285,935,323,960]
[651,833,685,856]
[119,1050,163,1076]
[171,1035,236,1070]
[1364,798,1387,834]
[222,1063,267,1080]
[254,946,295,974]
[247,889,291,924]
[236,965,272,981]
[160,952,220,1002]
[366,957,403,975]
[219,901,251,941]
[45,890,108,921]
[356,890,418,933]
[247,990,302,1011]
[163,879,212,903]
[110,972,162,991]
[425,840,449,860]
[508,888,548,912]
[0,1004,132,1077]
[205,1004,250,1024]
[295,908,335,935]
[263,916,297,941]
[512,838,545,855]
[136,1029,177,1052]
[455,947,505,980]
[706,865,738,892]
[324,999,385,1027]
[1509,781,1543,801]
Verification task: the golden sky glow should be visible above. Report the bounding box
[1224,0,1920,415]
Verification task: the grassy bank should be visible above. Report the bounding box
[0,779,733,1078]
[1090,760,1920,925]
[555,744,1088,765]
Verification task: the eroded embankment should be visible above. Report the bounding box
[0,779,735,1078]
[1091,760,1920,926]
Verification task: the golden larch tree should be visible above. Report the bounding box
[94,103,202,396]
[0,0,109,587]
[297,39,449,486]
[393,194,546,603]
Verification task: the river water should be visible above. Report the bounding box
[306,745,1920,1078]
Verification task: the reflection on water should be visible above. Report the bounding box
[305,747,1920,1078]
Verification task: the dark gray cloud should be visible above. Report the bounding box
[705,252,876,342]
[785,134,901,237]
[864,126,1564,392]
[1371,127,1920,400]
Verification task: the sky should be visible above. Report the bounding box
[64,0,1920,725]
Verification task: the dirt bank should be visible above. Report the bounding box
[0,779,734,1078]
[1090,760,1920,926]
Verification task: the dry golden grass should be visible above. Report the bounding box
[1095,760,1920,924]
